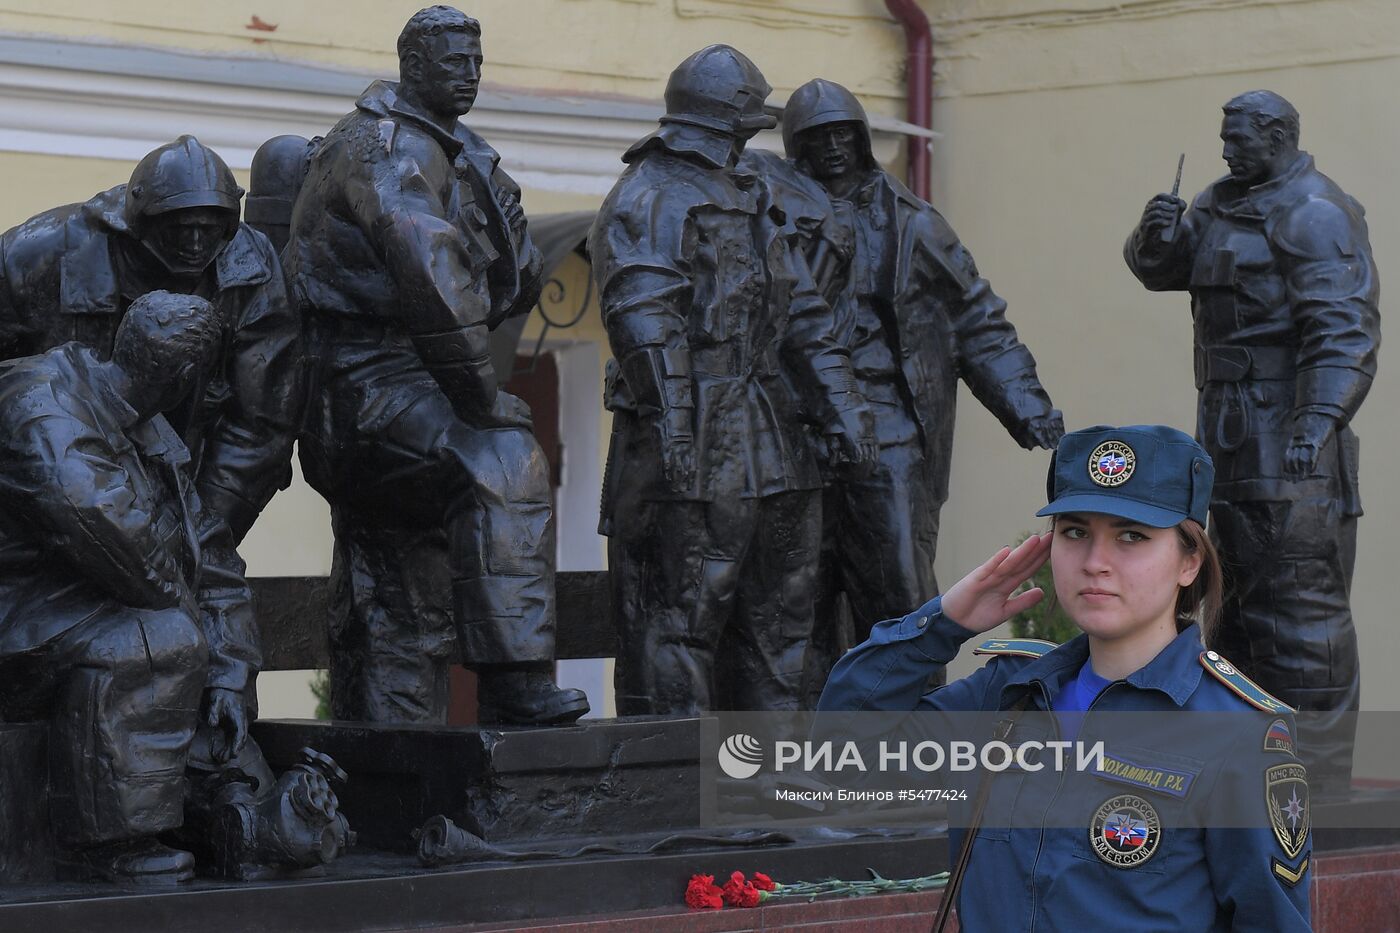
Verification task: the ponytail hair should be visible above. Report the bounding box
[1175,519,1222,641]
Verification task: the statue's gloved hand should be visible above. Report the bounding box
[1284,411,1336,480]
[824,404,877,480]
[1135,193,1187,251]
[654,408,696,494]
[495,187,526,241]
[204,687,250,765]
[1017,409,1066,450]
[474,391,535,430]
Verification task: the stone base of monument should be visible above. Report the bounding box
[2,712,1399,931]
[398,843,1400,933]
[0,714,952,929]
[249,716,706,852]
[3,830,1399,932]
[0,825,950,931]
[0,723,54,884]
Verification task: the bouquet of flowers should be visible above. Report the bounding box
[685,868,949,910]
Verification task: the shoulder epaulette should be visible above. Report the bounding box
[973,638,1057,659]
[1199,651,1295,713]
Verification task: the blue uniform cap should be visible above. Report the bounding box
[1036,424,1214,528]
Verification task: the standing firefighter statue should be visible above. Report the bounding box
[287,5,588,725]
[1125,90,1379,793]
[591,47,876,715]
[781,78,1063,699]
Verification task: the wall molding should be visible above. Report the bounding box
[0,34,922,196]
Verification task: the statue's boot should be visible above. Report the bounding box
[477,663,590,726]
[59,837,195,884]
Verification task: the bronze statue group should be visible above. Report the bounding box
[0,5,1373,920]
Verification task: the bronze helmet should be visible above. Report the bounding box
[661,45,777,139]
[125,135,243,225]
[782,78,875,169]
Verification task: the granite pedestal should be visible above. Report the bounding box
[0,723,53,883]
[250,716,702,852]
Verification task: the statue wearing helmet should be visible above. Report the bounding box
[124,134,244,275]
[0,134,303,544]
[655,44,778,140]
[590,47,875,715]
[246,134,316,254]
[780,79,1064,701]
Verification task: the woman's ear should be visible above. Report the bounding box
[1177,547,1204,588]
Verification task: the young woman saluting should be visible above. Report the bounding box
[819,424,1312,932]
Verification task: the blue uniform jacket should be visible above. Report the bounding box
[818,597,1312,932]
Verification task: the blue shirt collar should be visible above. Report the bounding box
[1002,623,1205,708]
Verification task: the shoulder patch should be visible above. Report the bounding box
[1264,718,1296,755]
[974,638,1058,660]
[1199,651,1294,713]
[1266,762,1310,860]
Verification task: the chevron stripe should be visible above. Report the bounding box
[1272,855,1309,887]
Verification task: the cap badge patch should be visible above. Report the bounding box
[1089,793,1162,868]
[1087,440,1136,488]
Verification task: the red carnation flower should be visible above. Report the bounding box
[751,871,776,891]
[685,873,724,910]
[722,871,762,908]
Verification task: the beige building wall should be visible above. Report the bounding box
[0,0,910,116]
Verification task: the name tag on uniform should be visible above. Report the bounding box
[1092,752,1197,799]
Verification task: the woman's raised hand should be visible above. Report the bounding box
[940,532,1053,635]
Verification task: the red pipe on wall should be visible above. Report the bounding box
[884,0,933,201]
